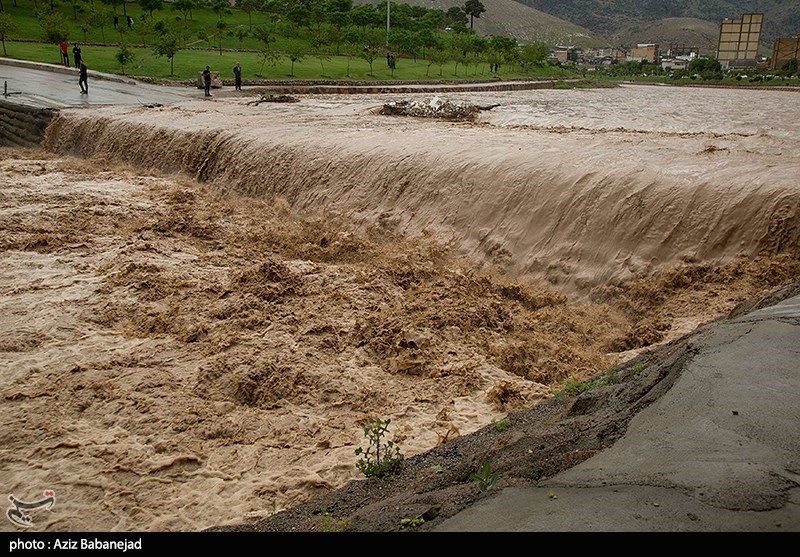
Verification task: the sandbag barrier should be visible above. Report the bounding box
[0,100,55,148]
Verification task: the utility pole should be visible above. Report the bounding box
[386,0,391,49]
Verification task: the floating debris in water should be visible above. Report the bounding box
[246,94,300,106]
[380,96,481,121]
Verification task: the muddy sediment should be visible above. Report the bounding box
[2,85,800,531]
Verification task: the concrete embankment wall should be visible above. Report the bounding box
[0,100,55,147]
[249,81,558,95]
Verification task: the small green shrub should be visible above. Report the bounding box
[400,516,425,528]
[320,512,350,532]
[555,369,619,398]
[355,418,404,478]
[471,461,499,492]
[492,417,511,432]
[631,361,647,374]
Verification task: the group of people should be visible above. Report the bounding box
[201,62,243,97]
[112,15,135,29]
[59,41,89,95]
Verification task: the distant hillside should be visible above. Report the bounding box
[513,0,800,45]
[354,0,609,47]
[613,18,720,55]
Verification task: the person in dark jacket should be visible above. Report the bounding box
[79,61,88,94]
[72,43,82,69]
[202,66,212,97]
[233,62,242,91]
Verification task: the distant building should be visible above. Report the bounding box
[584,47,626,62]
[661,57,691,71]
[550,46,579,64]
[629,44,659,63]
[717,13,763,69]
[663,45,699,59]
[770,36,800,70]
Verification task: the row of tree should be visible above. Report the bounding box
[21,0,555,77]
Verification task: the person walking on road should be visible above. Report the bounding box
[79,61,89,95]
[72,43,82,69]
[202,65,212,97]
[59,41,70,67]
[233,62,242,91]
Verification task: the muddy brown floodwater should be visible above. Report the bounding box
[1,84,799,531]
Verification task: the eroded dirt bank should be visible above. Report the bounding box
[1,148,798,531]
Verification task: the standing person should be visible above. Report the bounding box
[127,16,134,29]
[79,60,88,95]
[202,65,212,97]
[113,15,119,30]
[72,43,82,69]
[233,62,242,91]
[59,40,70,67]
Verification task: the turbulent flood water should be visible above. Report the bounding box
[43,84,800,289]
[1,84,799,531]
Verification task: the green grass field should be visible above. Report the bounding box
[3,39,576,81]
[4,0,304,52]
[1,0,578,81]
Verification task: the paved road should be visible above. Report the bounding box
[437,295,800,531]
[0,58,197,108]
[1,57,558,109]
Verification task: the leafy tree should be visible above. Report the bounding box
[350,4,380,29]
[342,27,362,78]
[140,0,162,16]
[209,0,230,21]
[115,43,134,74]
[69,0,81,21]
[519,41,549,71]
[234,26,249,46]
[215,20,227,55]
[172,0,194,23]
[134,15,155,46]
[256,45,280,76]
[463,0,485,30]
[327,0,353,12]
[285,0,312,27]
[419,9,446,31]
[197,28,212,48]
[487,48,502,72]
[428,47,449,77]
[39,8,69,44]
[782,59,798,77]
[101,0,124,15]
[77,13,93,41]
[235,0,260,32]
[253,25,276,51]
[358,31,382,76]
[153,31,181,75]
[311,35,331,76]
[446,6,467,32]
[490,35,516,55]
[285,40,305,77]
[327,0,352,32]
[0,12,16,56]
[449,44,468,76]
[392,29,421,62]
[416,28,437,59]
[84,6,110,42]
[689,57,721,74]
